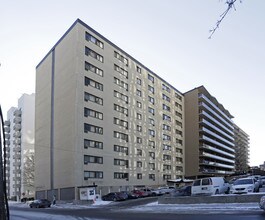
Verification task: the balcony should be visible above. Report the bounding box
[13,147,21,152]
[13,109,22,117]
[13,116,22,124]
[198,94,233,123]
[13,161,21,167]
[5,133,10,139]
[13,131,21,138]
[200,160,234,169]
[201,127,234,147]
[13,124,21,131]
[201,151,235,164]
[200,110,233,135]
[4,126,10,133]
[5,140,10,146]
[201,135,235,153]
[13,154,21,160]
[4,120,10,126]
[13,139,21,145]
[201,144,235,159]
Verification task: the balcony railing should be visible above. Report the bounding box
[201,135,235,153]
[201,144,235,158]
[200,151,235,164]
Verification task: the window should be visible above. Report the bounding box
[84,155,103,164]
[148,107,155,115]
[136,89,142,97]
[148,85,154,94]
[175,111,182,119]
[176,129,183,136]
[137,173,142,179]
[114,64,128,78]
[114,77,128,90]
[114,172,129,180]
[84,108,103,120]
[114,104,128,116]
[149,163,155,170]
[114,91,128,103]
[176,166,183,172]
[84,123,103,134]
[176,148,183,154]
[202,178,210,186]
[163,154,171,161]
[163,124,171,131]
[136,113,142,120]
[85,32,104,48]
[114,117,128,129]
[148,96,155,105]
[149,174,155,180]
[137,149,142,156]
[163,164,171,171]
[175,102,182,110]
[162,104,170,112]
[176,120,183,128]
[85,47,103,62]
[85,77,103,91]
[163,144,171,151]
[114,145,128,155]
[137,66,141,73]
[85,62,103,77]
[149,129,155,137]
[148,74,154,83]
[136,78,142,85]
[114,159,128,167]
[163,114,171,122]
[137,137,142,144]
[84,92,103,105]
[84,171,103,179]
[176,139,183,146]
[162,94,170,102]
[114,131,128,142]
[149,152,155,159]
[136,125,142,132]
[84,139,103,149]
[175,93,182,101]
[137,161,142,168]
[163,175,171,180]
[176,157,183,163]
[163,134,171,141]
[114,51,128,66]
[162,84,171,93]
[149,140,155,148]
[149,118,155,126]
[136,101,142,108]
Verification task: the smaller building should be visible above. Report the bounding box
[233,123,249,174]
[4,93,35,200]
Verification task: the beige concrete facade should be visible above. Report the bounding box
[35,19,185,200]
[184,86,235,178]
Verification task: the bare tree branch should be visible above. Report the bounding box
[209,0,242,39]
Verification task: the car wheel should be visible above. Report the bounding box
[226,187,230,194]
[215,189,219,195]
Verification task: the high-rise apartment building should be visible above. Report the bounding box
[184,86,235,178]
[35,19,185,200]
[4,93,35,200]
[233,124,249,173]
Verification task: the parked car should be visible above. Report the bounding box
[191,177,230,196]
[121,191,139,199]
[158,186,175,194]
[101,192,127,201]
[259,196,265,211]
[259,176,265,186]
[141,188,163,196]
[171,185,191,197]
[29,199,51,208]
[230,177,259,194]
[131,189,148,198]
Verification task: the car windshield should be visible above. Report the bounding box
[234,179,253,185]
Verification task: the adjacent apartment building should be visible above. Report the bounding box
[35,19,185,200]
[233,124,249,173]
[4,93,35,200]
[184,86,235,178]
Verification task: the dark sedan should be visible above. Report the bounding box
[170,185,191,197]
[29,199,51,208]
[101,192,127,201]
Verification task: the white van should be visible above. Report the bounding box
[191,177,230,196]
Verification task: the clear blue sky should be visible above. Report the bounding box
[0,0,264,166]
